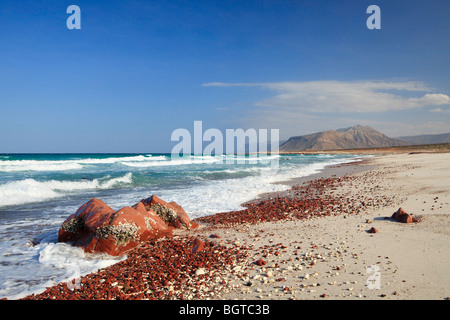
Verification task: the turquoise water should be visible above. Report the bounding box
[0,153,361,299]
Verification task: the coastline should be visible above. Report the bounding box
[204,152,450,300]
[18,151,450,300]
[246,157,373,205]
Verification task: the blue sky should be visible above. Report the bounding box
[1,0,449,153]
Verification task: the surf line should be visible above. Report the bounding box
[171,120,280,166]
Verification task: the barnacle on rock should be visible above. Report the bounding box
[144,216,157,230]
[150,204,177,223]
[95,222,139,246]
[61,217,84,233]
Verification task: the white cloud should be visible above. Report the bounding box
[204,80,450,139]
[203,80,450,113]
[430,107,450,114]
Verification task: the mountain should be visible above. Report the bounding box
[396,132,450,145]
[279,125,406,152]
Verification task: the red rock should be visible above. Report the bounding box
[192,243,205,253]
[193,237,204,246]
[58,198,114,246]
[392,207,407,221]
[58,198,174,256]
[391,208,418,224]
[192,237,205,253]
[255,259,267,266]
[58,195,198,256]
[400,213,413,223]
[142,195,198,230]
[368,227,378,233]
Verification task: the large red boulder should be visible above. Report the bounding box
[58,195,197,256]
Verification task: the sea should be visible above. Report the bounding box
[0,153,363,299]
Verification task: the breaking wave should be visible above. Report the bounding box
[0,173,133,207]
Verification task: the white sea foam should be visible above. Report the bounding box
[0,155,159,172]
[0,173,133,207]
[0,240,125,300]
[121,155,219,167]
[0,161,84,172]
[77,155,151,164]
[0,154,280,171]
[37,242,125,273]
[121,154,279,168]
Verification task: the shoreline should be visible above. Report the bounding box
[18,151,450,300]
[245,157,373,206]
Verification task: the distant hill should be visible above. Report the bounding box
[396,132,450,145]
[279,125,406,152]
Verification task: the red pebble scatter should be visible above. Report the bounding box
[21,236,247,300]
[194,177,355,227]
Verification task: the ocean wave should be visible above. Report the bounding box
[76,155,151,164]
[122,154,282,168]
[0,161,84,172]
[0,173,133,207]
[0,154,281,172]
[121,155,222,167]
[0,155,165,172]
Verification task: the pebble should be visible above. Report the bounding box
[195,268,206,276]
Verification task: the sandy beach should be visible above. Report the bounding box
[194,152,450,300]
[20,151,450,300]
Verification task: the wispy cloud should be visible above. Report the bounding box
[203,80,450,138]
[430,107,450,114]
[215,107,229,111]
[203,80,450,113]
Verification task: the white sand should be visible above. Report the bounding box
[195,152,450,300]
